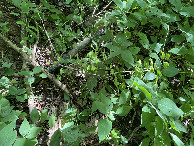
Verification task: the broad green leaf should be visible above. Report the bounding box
[33,66,42,74]
[50,130,61,146]
[170,133,184,146]
[162,66,179,77]
[185,54,194,63]
[13,138,37,146]
[19,119,31,137]
[133,81,152,100]
[0,76,9,88]
[40,109,48,123]
[30,107,39,123]
[180,6,194,17]
[18,71,32,76]
[26,127,42,139]
[62,126,85,143]
[116,105,132,116]
[144,72,156,80]
[27,77,35,87]
[3,68,15,76]
[49,114,56,129]
[171,120,187,133]
[92,96,113,114]
[84,0,93,5]
[130,47,140,55]
[12,0,22,7]
[119,89,131,105]
[149,53,159,60]
[169,0,182,11]
[141,105,156,130]
[121,50,134,65]
[0,121,17,146]
[113,0,123,10]
[136,0,147,10]
[2,62,12,68]
[104,43,121,58]
[87,76,97,90]
[138,32,149,49]
[9,86,18,95]
[140,138,150,146]
[158,98,183,118]
[98,118,112,141]
[169,46,188,55]
[125,0,134,11]
[171,35,185,42]
[39,73,47,78]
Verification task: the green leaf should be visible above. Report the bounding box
[18,71,32,76]
[30,107,39,123]
[133,81,152,100]
[136,0,147,10]
[113,0,123,10]
[0,121,17,146]
[2,62,12,68]
[33,66,42,74]
[9,86,18,95]
[144,72,156,81]
[12,0,22,7]
[180,6,194,17]
[19,118,41,139]
[40,109,49,123]
[16,21,25,25]
[185,54,194,63]
[10,13,20,16]
[26,127,42,139]
[170,133,184,146]
[87,76,97,90]
[158,98,184,118]
[169,0,182,11]
[116,105,132,116]
[125,0,134,11]
[3,68,15,76]
[138,32,149,49]
[92,96,113,114]
[49,114,56,129]
[119,89,131,105]
[0,76,9,88]
[98,118,112,141]
[169,46,188,55]
[171,35,185,42]
[171,120,187,133]
[13,138,37,146]
[84,0,93,5]
[50,130,61,146]
[39,73,47,78]
[121,50,134,65]
[27,77,35,87]
[62,126,85,143]
[19,119,31,137]
[162,66,179,77]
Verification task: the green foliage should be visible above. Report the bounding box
[0,0,194,145]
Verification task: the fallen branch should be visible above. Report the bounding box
[0,33,71,96]
[48,28,105,73]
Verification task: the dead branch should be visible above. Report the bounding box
[0,33,71,97]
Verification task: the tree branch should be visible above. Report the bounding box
[0,33,71,96]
